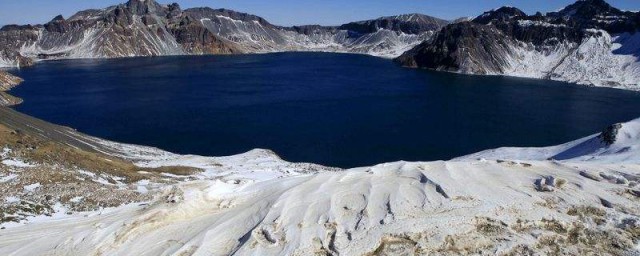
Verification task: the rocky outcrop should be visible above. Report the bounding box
[599,123,623,145]
[0,92,23,106]
[395,22,514,74]
[167,15,239,54]
[0,71,22,91]
[0,0,448,66]
[396,0,640,90]
[0,71,23,106]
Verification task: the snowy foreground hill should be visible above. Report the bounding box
[0,108,639,255]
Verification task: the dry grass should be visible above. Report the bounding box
[0,124,199,182]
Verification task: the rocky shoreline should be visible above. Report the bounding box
[0,71,23,107]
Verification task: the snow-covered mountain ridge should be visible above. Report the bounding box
[396,0,640,90]
[0,0,448,67]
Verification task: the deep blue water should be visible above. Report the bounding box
[8,53,640,168]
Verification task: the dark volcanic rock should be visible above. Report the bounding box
[473,7,527,25]
[339,14,449,35]
[126,0,164,16]
[548,0,640,34]
[44,15,70,33]
[548,0,623,20]
[396,22,513,74]
[396,0,640,78]
[599,123,623,145]
[290,25,338,36]
[168,15,238,54]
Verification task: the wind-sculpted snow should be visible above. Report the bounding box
[1,111,640,255]
[1,154,639,254]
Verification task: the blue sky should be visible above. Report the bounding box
[1,0,637,26]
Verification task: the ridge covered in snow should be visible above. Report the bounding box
[0,0,448,68]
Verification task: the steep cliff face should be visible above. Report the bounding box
[0,0,449,67]
[396,0,640,90]
[396,22,515,74]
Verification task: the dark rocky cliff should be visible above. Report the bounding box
[395,0,640,81]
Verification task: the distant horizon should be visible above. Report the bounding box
[1,0,638,27]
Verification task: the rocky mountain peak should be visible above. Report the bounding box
[473,6,527,24]
[44,14,69,33]
[51,15,66,22]
[125,0,163,16]
[338,13,449,35]
[549,0,622,19]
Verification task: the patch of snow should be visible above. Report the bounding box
[1,159,36,168]
[0,147,10,158]
[517,20,567,28]
[136,179,150,194]
[77,169,97,177]
[23,183,41,192]
[69,196,84,203]
[4,196,20,204]
[0,174,18,183]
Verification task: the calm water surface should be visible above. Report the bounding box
[10,53,640,168]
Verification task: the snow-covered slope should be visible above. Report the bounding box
[504,30,640,89]
[1,113,640,255]
[459,117,640,163]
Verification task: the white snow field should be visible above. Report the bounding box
[0,118,640,255]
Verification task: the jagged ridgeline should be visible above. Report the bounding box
[0,0,448,67]
[396,0,640,89]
